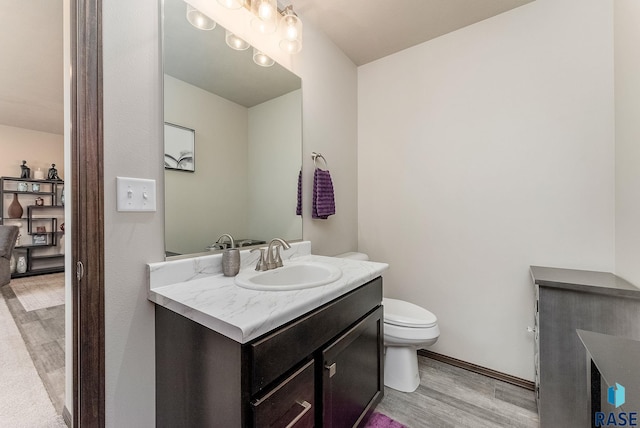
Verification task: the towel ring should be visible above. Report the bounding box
[311,152,328,170]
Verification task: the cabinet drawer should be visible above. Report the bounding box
[252,360,315,428]
[249,277,382,395]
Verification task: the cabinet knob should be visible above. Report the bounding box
[325,362,337,378]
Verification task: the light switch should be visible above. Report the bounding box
[116,177,157,212]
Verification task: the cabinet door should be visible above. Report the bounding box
[322,307,383,428]
[249,278,382,396]
[252,360,315,428]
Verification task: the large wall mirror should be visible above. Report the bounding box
[163,0,303,257]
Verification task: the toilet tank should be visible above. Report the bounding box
[335,252,369,261]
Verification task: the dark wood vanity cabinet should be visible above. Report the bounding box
[156,277,384,428]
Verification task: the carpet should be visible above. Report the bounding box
[0,295,66,427]
[364,412,407,428]
[9,273,65,312]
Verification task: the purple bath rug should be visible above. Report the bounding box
[363,412,407,428]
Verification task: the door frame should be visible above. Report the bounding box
[71,0,105,426]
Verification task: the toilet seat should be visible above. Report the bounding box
[384,323,440,345]
[383,297,437,328]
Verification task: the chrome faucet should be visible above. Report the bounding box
[250,248,268,271]
[206,234,236,251]
[266,238,291,270]
[216,234,235,248]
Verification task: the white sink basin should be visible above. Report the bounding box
[234,261,342,291]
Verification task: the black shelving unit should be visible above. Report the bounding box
[1,176,65,277]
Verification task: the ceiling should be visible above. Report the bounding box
[293,0,534,66]
[0,0,534,135]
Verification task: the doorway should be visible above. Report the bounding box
[0,0,69,425]
[0,1,105,426]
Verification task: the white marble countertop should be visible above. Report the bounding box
[148,242,388,343]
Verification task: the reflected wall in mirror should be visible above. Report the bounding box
[163,0,303,257]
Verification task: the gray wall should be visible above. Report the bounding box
[615,0,640,286]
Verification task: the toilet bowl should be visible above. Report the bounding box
[383,297,439,392]
[335,252,440,393]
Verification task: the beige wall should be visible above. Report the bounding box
[248,89,302,241]
[615,0,640,286]
[103,0,163,425]
[102,1,357,426]
[358,0,615,381]
[164,74,249,255]
[0,124,64,179]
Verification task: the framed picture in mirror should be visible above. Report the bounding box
[164,122,195,172]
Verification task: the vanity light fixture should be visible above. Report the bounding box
[279,5,302,54]
[217,0,303,54]
[225,30,250,50]
[253,47,275,67]
[186,4,217,30]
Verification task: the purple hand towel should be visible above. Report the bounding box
[312,168,335,219]
[296,170,302,216]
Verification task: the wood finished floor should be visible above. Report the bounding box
[376,355,539,427]
[0,276,539,427]
[1,282,65,414]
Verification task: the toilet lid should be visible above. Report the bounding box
[383,297,438,328]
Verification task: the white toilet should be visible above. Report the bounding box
[336,252,440,393]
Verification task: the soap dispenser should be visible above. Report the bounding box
[218,234,240,276]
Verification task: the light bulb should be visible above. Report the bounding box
[186,5,216,31]
[217,0,243,9]
[278,7,302,54]
[250,0,277,33]
[253,48,274,67]
[258,2,273,20]
[285,24,298,40]
[225,30,250,51]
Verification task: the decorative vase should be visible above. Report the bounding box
[16,256,27,274]
[9,254,16,274]
[7,193,23,218]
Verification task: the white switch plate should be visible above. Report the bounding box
[116,177,157,212]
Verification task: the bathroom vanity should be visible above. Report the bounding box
[149,242,388,427]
